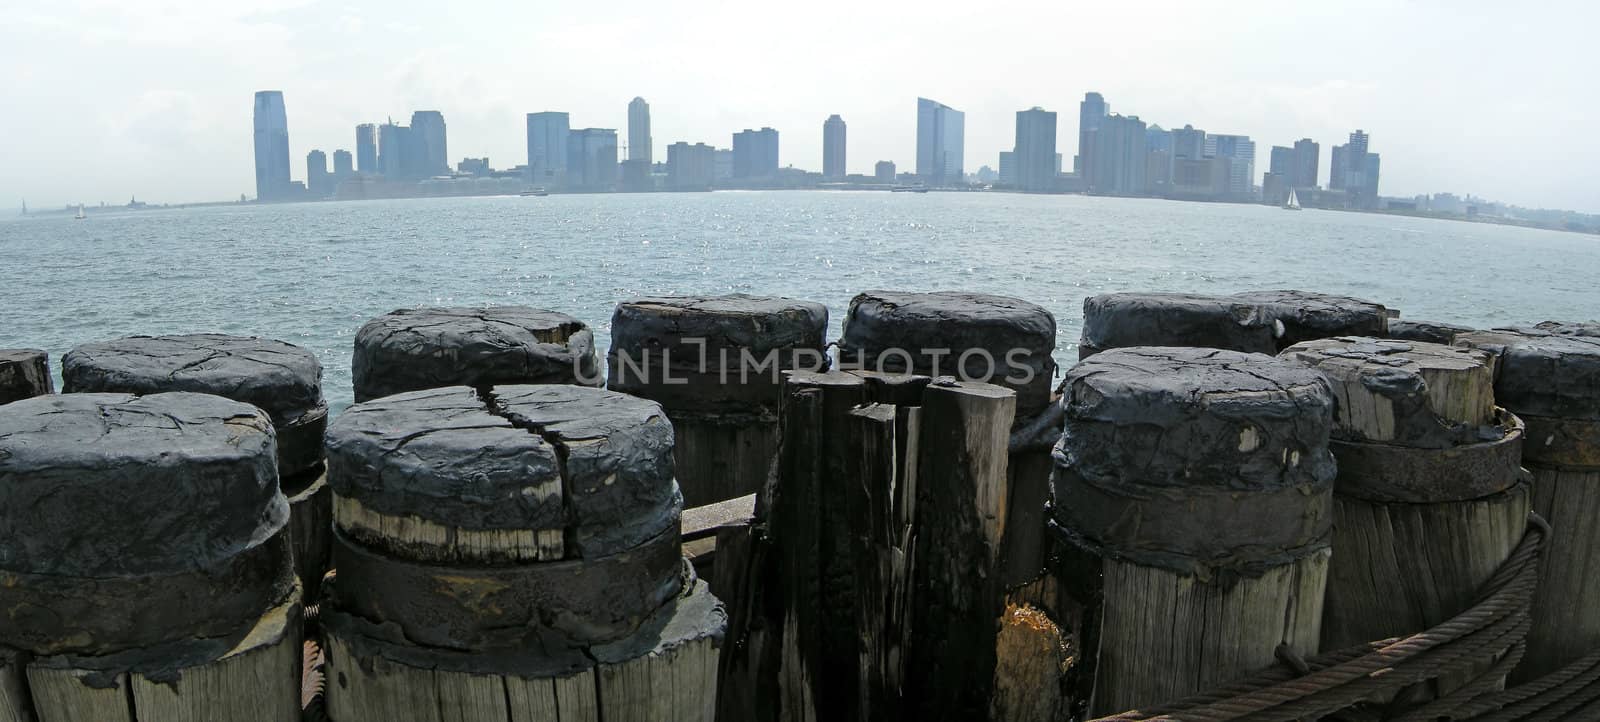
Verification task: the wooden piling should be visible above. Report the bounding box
[1457,324,1600,682]
[351,306,600,403]
[1280,337,1530,693]
[837,291,1057,589]
[0,393,300,722]
[61,333,333,599]
[1050,347,1336,715]
[1078,289,1387,358]
[607,294,828,507]
[0,349,51,405]
[322,384,723,722]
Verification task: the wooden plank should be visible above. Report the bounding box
[128,592,303,722]
[1092,550,1330,715]
[845,403,900,722]
[599,635,719,722]
[323,631,444,722]
[335,494,563,563]
[682,493,757,541]
[24,667,132,722]
[904,379,1014,720]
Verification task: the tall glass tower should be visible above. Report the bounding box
[252,91,291,200]
[915,98,964,186]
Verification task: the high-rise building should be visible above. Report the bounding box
[1206,134,1256,198]
[457,158,491,175]
[875,160,896,182]
[378,121,412,178]
[667,142,716,190]
[1013,107,1057,193]
[1330,130,1379,208]
[823,115,847,180]
[714,149,734,181]
[332,149,354,179]
[627,97,652,165]
[915,98,964,185]
[1076,92,1108,175]
[732,128,780,179]
[566,128,618,190]
[1172,124,1206,160]
[997,151,1016,186]
[252,91,291,200]
[1291,138,1319,190]
[306,150,330,197]
[1266,145,1294,204]
[1086,114,1147,195]
[355,124,378,174]
[526,112,571,187]
[1145,125,1174,195]
[410,111,448,177]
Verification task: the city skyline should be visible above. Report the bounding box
[3,1,1596,212]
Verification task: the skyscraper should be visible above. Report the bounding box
[355,124,378,174]
[1206,134,1256,198]
[566,128,618,190]
[1086,114,1147,195]
[1172,124,1206,160]
[667,142,716,190]
[410,111,448,177]
[732,128,780,179]
[628,97,652,165]
[252,91,291,200]
[1291,138,1320,190]
[306,150,330,197]
[915,98,964,185]
[1076,92,1108,175]
[1013,107,1057,193]
[1330,130,1379,208]
[332,149,354,179]
[1265,145,1295,203]
[526,112,571,187]
[997,151,1016,186]
[823,115,847,180]
[378,121,412,178]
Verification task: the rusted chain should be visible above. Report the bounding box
[1089,514,1548,722]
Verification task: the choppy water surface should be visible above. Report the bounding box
[4,192,1597,411]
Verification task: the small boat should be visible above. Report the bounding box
[74,205,87,220]
[520,188,549,197]
[1283,188,1302,211]
[891,184,929,193]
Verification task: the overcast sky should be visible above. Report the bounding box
[4,0,1596,212]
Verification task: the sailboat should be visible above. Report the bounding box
[74,204,87,220]
[1282,188,1302,211]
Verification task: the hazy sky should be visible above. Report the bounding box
[4,0,1596,212]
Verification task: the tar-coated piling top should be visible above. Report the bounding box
[1052,346,1337,575]
[62,333,323,424]
[1280,337,1497,445]
[352,306,599,402]
[1387,319,1476,345]
[326,384,678,558]
[609,294,828,355]
[1457,324,1600,421]
[1230,289,1388,347]
[838,290,1056,417]
[0,392,287,577]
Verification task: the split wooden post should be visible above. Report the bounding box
[0,349,51,404]
[1280,337,1530,693]
[1078,289,1387,359]
[607,294,829,507]
[1051,347,1336,715]
[1458,324,1600,682]
[0,393,301,722]
[837,291,1056,590]
[351,306,600,402]
[62,333,333,600]
[322,384,723,722]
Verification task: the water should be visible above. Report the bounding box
[3,191,1597,412]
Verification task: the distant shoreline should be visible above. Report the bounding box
[16,188,1597,237]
